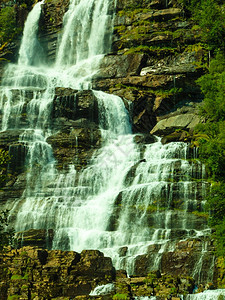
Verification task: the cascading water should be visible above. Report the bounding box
[0,0,213,285]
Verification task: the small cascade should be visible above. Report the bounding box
[186,289,225,299]
[55,0,115,89]
[89,283,115,296]
[18,0,45,66]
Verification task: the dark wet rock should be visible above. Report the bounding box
[134,133,157,144]
[40,0,70,62]
[96,53,147,79]
[118,247,128,257]
[47,127,101,168]
[0,173,26,206]
[53,88,99,124]
[132,237,216,286]
[0,130,22,148]
[161,239,216,284]
[15,229,54,249]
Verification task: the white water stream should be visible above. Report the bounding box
[0,0,214,284]
[186,289,225,299]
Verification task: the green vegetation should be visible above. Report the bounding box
[0,0,36,55]
[0,6,18,45]
[217,257,225,288]
[193,52,225,259]
[113,293,129,300]
[0,210,14,250]
[124,45,178,56]
[0,149,10,187]
[194,53,225,179]
[178,0,225,52]
[190,0,225,52]
[8,296,21,300]
[11,274,23,280]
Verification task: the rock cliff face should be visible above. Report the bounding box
[92,0,206,137]
[0,246,204,299]
[0,0,216,297]
[0,246,115,300]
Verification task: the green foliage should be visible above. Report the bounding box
[191,0,225,52]
[11,274,23,280]
[214,220,225,257]
[193,51,225,257]
[0,7,17,45]
[0,210,14,250]
[113,293,129,300]
[194,53,225,179]
[195,122,225,179]
[179,0,225,52]
[197,53,225,121]
[204,183,225,257]
[0,149,10,187]
[7,295,21,300]
[217,257,225,288]
[206,183,225,226]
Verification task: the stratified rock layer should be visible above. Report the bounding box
[0,247,115,300]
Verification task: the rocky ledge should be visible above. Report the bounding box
[0,245,216,300]
[0,246,115,300]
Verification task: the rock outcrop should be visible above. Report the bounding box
[0,246,214,300]
[91,0,206,136]
[0,246,115,300]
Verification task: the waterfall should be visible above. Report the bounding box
[0,0,212,284]
[18,0,45,66]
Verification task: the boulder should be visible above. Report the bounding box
[132,92,157,133]
[150,113,201,135]
[96,53,147,79]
